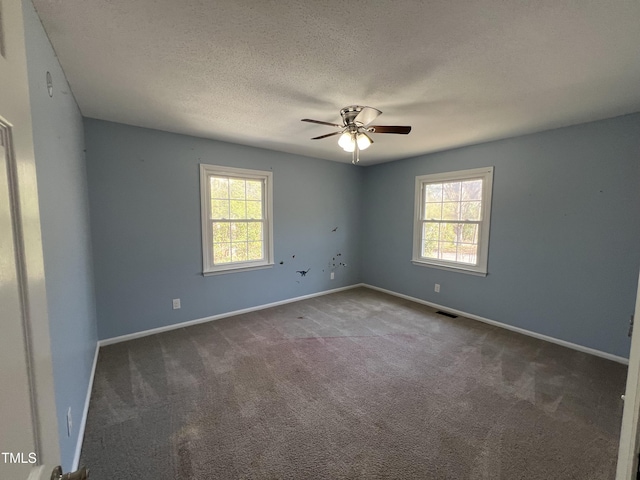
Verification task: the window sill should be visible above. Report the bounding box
[411,260,487,277]
[203,263,273,276]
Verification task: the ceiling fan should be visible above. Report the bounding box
[301,105,412,164]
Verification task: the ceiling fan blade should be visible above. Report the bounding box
[354,107,382,126]
[311,131,342,140]
[301,118,343,128]
[369,125,412,134]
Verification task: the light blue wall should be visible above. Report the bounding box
[84,119,363,340]
[23,0,98,471]
[362,114,640,358]
[85,115,640,358]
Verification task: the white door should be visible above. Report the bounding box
[0,0,60,478]
[0,128,41,480]
[616,271,640,479]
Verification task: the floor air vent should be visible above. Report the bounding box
[436,310,458,318]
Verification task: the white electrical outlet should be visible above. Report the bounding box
[330,272,335,280]
[434,284,440,293]
[172,298,181,309]
[66,407,72,437]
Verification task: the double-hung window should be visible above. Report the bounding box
[200,164,273,275]
[412,167,494,275]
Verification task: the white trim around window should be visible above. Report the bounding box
[412,166,494,276]
[200,164,274,275]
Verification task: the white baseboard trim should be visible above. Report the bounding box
[363,283,629,365]
[72,341,99,470]
[98,283,365,347]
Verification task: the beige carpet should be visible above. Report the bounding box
[80,287,627,479]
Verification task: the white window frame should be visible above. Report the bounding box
[412,166,494,276]
[200,164,274,275]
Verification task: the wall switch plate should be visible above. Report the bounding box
[66,407,72,437]
[330,272,335,280]
[172,298,181,309]
[434,284,440,293]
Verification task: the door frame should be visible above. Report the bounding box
[0,0,60,477]
[616,270,640,478]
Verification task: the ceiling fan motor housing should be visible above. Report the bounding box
[340,105,366,126]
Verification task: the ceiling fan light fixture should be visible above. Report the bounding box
[338,131,356,152]
[343,142,356,153]
[356,132,372,150]
[302,106,412,163]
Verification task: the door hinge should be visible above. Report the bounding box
[629,314,635,337]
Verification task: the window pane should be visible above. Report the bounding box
[246,200,262,219]
[461,224,478,243]
[211,199,229,219]
[212,222,231,243]
[439,242,456,261]
[246,180,262,201]
[213,242,231,264]
[456,243,478,264]
[460,201,481,221]
[230,200,246,219]
[461,179,482,200]
[443,182,461,201]
[211,177,229,199]
[422,240,438,259]
[423,222,439,242]
[231,242,248,262]
[229,178,246,199]
[425,183,442,202]
[247,222,263,242]
[439,222,457,243]
[247,241,263,260]
[231,222,248,242]
[424,202,442,220]
[442,202,459,221]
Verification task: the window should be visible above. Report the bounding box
[412,167,494,275]
[200,164,273,275]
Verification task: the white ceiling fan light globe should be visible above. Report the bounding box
[356,133,372,150]
[338,131,352,149]
[338,132,356,152]
[343,142,356,153]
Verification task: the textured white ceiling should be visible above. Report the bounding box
[32,0,640,164]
